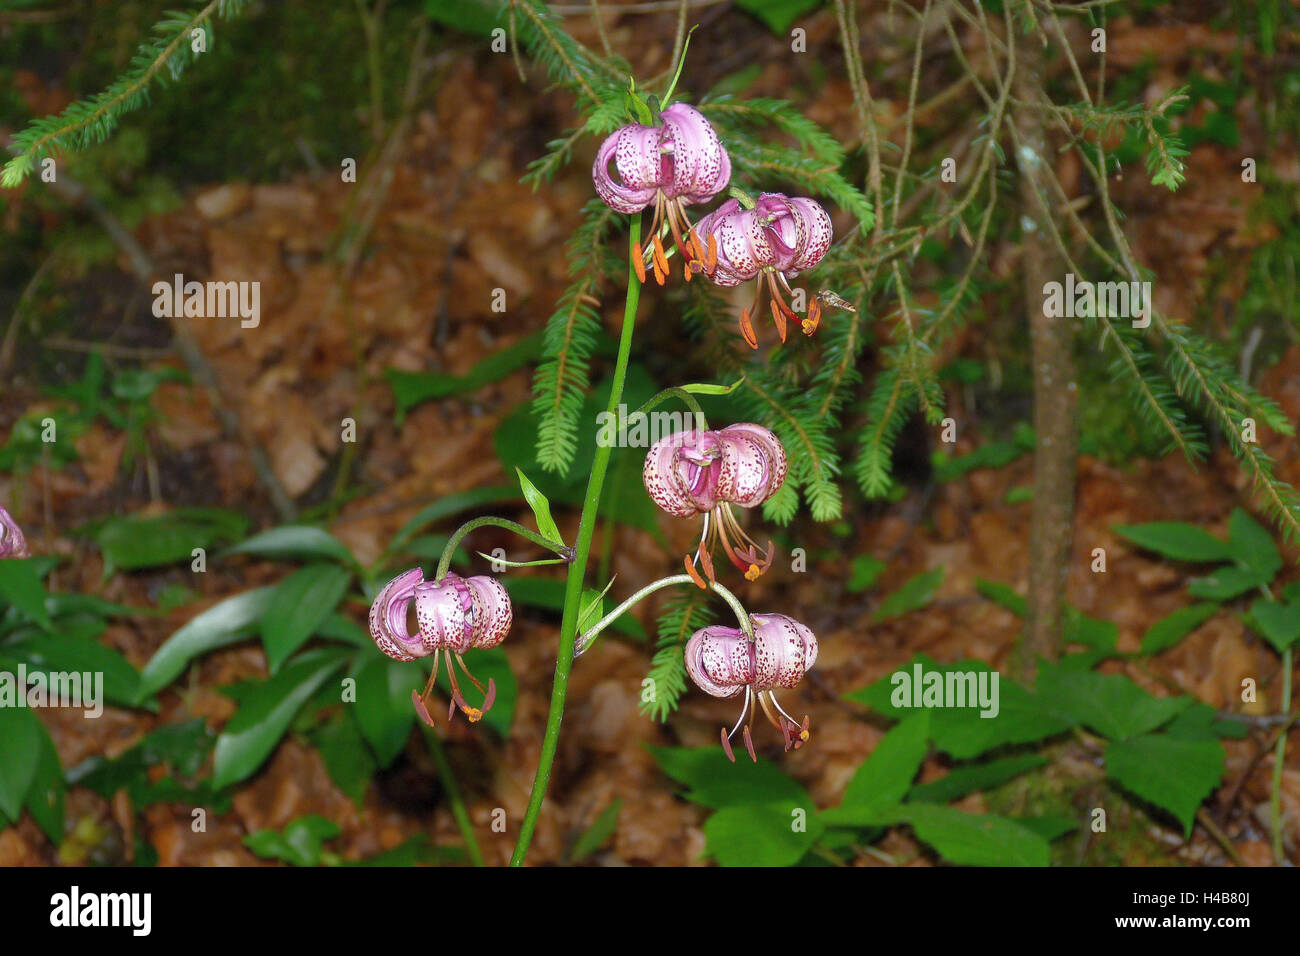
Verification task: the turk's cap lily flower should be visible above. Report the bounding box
[684,613,817,762]
[643,423,786,583]
[369,568,511,724]
[693,192,833,347]
[592,103,729,285]
[0,507,29,559]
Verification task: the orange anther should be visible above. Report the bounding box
[739,308,759,350]
[744,563,761,581]
[769,299,788,343]
[652,235,670,277]
[632,241,646,284]
[684,554,708,590]
[706,234,718,272]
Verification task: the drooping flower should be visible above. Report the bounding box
[369,568,511,725]
[643,423,786,583]
[685,613,817,762]
[693,192,833,347]
[592,102,730,284]
[0,507,29,559]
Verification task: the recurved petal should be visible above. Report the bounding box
[465,574,512,648]
[369,567,426,661]
[659,103,731,204]
[750,613,817,689]
[784,197,833,274]
[714,423,786,507]
[684,625,754,697]
[710,203,771,285]
[592,125,660,213]
[413,573,474,653]
[0,506,29,559]
[644,429,715,517]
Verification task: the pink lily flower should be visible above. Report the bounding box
[643,423,786,584]
[693,192,833,347]
[0,506,29,559]
[592,103,730,285]
[685,613,817,761]
[369,568,512,725]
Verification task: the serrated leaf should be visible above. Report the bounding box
[1187,565,1272,600]
[703,801,823,866]
[1227,508,1281,577]
[1105,734,1224,836]
[907,754,1047,805]
[821,803,1050,866]
[1247,598,1300,653]
[648,746,810,809]
[1036,662,1189,741]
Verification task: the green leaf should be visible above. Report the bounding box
[516,468,564,546]
[260,565,352,673]
[0,705,42,819]
[846,555,886,594]
[92,508,248,574]
[568,798,622,863]
[311,711,375,806]
[244,815,341,866]
[225,526,356,566]
[704,801,824,866]
[212,648,349,789]
[24,720,64,845]
[680,380,743,396]
[1064,609,1118,653]
[975,578,1027,617]
[1036,661,1189,741]
[872,567,944,623]
[733,0,824,34]
[1247,598,1300,653]
[842,711,929,806]
[504,577,645,639]
[1187,565,1272,600]
[649,746,810,809]
[138,587,274,699]
[386,331,542,423]
[385,486,521,555]
[0,559,52,629]
[907,754,1048,805]
[1226,508,1281,578]
[846,655,1073,758]
[821,803,1050,866]
[1140,603,1219,654]
[1114,522,1233,563]
[352,656,425,767]
[1105,734,1224,836]
[7,633,142,707]
[1014,814,1077,841]
[423,0,505,38]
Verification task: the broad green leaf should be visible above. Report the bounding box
[24,720,64,845]
[138,587,275,699]
[872,567,944,623]
[1064,609,1118,653]
[1227,508,1281,578]
[311,711,375,807]
[733,0,823,34]
[842,711,929,806]
[975,578,1027,616]
[422,0,504,37]
[516,467,564,546]
[1247,598,1300,653]
[7,633,142,707]
[1105,734,1224,836]
[0,705,42,819]
[1036,662,1189,741]
[352,656,424,767]
[846,555,886,594]
[1141,603,1219,654]
[225,526,356,566]
[504,577,645,639]
[1014,814,1077,842]
[846,655,1073,758]
[386,331,541,422]
[704,801,823,867]
[385,486,520,555]
[1188,565,1272,600]
[93,508,248,574]
[244,815,341,866]
[261,564,352,673]
[907,754,1048,805]
[212,648,349,789]
[1114,522,1233,563]
[568,798,622,863]
[648,746,809,809]
[0,559,51,629]
[820,803,1050,866]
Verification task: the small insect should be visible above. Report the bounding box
[816,289,857,313]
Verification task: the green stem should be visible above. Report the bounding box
[509,217,643,866]
[575,574,752,656]
[435,516,571,581]
[1271,646,1292,863]
[419,725,484,867]
[632,386,708,426]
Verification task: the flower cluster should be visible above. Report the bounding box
[593,102,835,348]
[0,507,28,559]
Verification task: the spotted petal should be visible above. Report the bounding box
[751,613,817,689]
[684,625,753,697]
[659,103,731,205]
